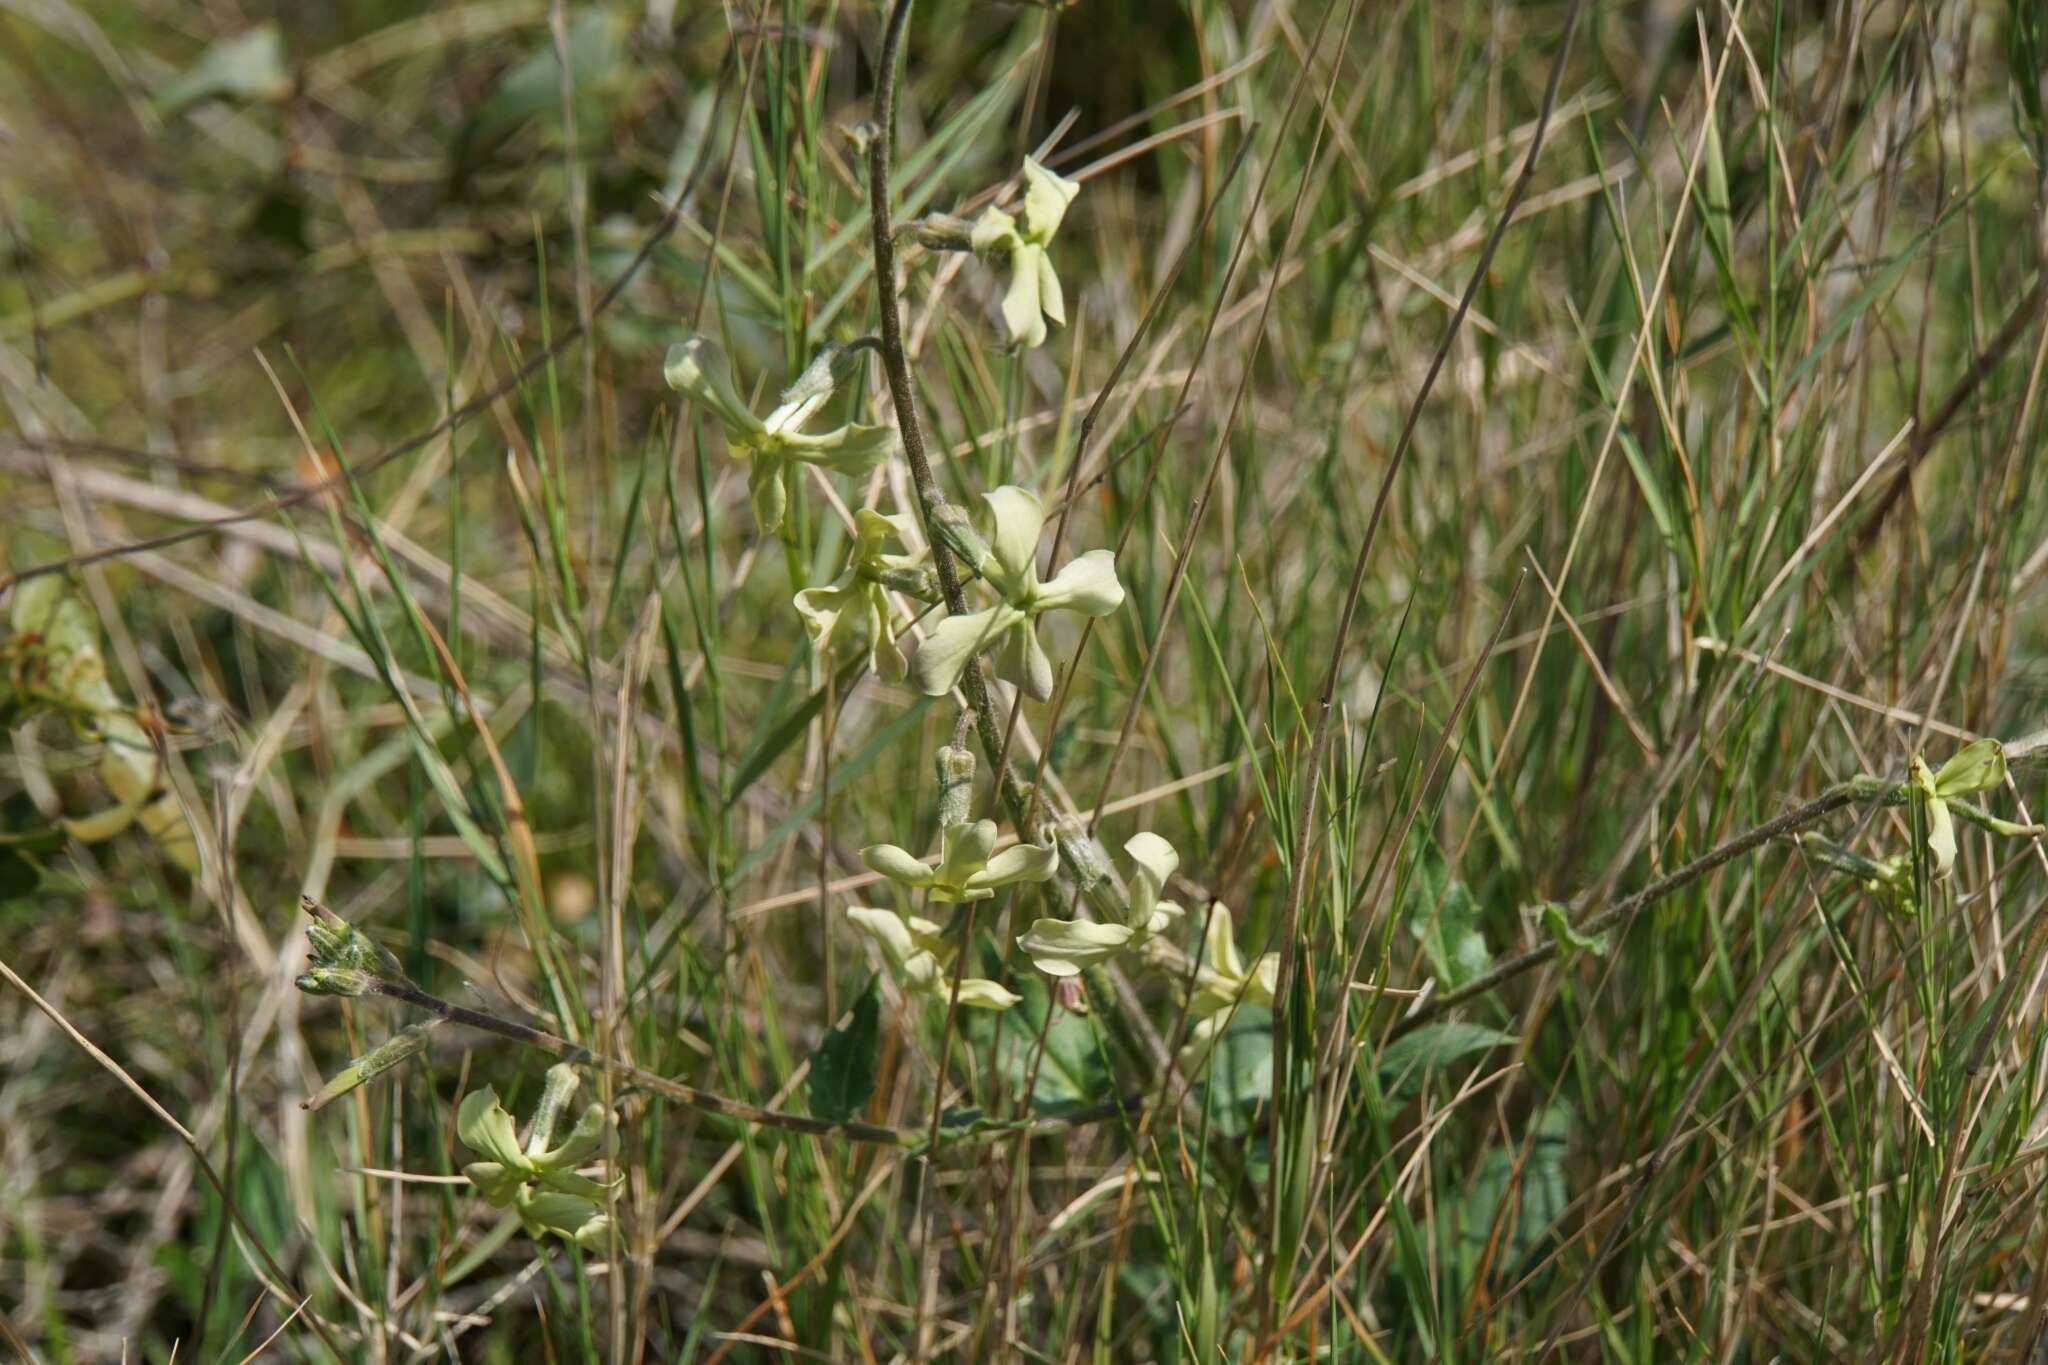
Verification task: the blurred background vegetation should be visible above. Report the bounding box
[4,0,2048,1359]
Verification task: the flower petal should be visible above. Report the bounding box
[972,840,1060,890]
[951,978,1023,1010]
[864,589,908,683]
[936,819,998,892]
[747,457,789,532]
[1136,901,1184,943]
[1123,832,1178,917]
[1926,795,1958,879]
[853,507,911,563]
[1934,738,2006,798]
[980,486,1046,588]
[534,1168,611,1200]
[1000,245,1049,349]
[1177,1011,1229,1074]
[1017,917,1134,976]
[457,1087,530,1171]
[847,904,920,968]
[462,1161,526,1206]
[1248,952,1279,1005]
[1037,249,1066,327]
[860,844,932,890]
[1020,157,1080,241]
[971,205,1021,254]
[1033,549,1123,617]
[781,421,896,478]
[518,1189,605,1243]
[909,606,1018,697]
[794,581,855,652]
[998,618,1056,701]
[664,337,765,438]
[534,1103,612,1171]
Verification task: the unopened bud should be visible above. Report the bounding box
[935,745,977,826]
[296,967,373,997]
[872,562,941,601]
[930,503,993,577]
[778,340,867,409]
[1055,814,1110,890]
[843,120,880,159]
[304,1022,435,1111]
[914,212,977,252]
[525,1063,583,1158]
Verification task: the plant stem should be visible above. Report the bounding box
[1388,779,1894,1037]
[862,0,1128,928]
[370,972,1137,1152]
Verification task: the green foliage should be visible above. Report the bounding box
[1377,1022,1514,1103]
[1404,843,1493,990]
[965,967,1111,1112]
[809,975,882,1122]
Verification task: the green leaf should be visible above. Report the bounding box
[809,975,882,1123]
[1376,1023,1513,1102]
[1453,1102,1572,1289]
[1202,1004,1274,1139]
[1780,218,1943,395]
[1532,901,1607,958]
[1404,846,1492,989]
[0,847,40,900]
[965,969,1108,1111]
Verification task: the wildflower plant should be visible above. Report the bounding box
[259,17,2048,1326]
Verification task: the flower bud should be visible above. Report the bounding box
[296,967,373,997]
[929,503,993,577]
[304,1023,434,1111]
[914,212,978,252]
[935,745,976,826]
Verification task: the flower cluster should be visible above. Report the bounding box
[457,1065,616,1251]
[849,802,1060,1012]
